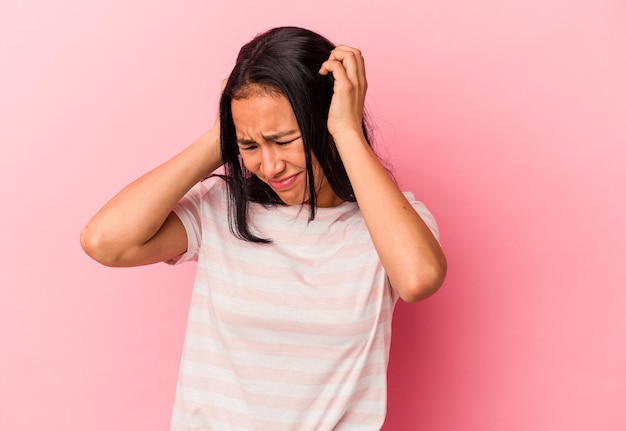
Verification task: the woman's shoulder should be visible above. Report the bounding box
[192,174,228,198]
[176,175,229,214]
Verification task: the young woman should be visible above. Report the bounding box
[81,26,446,431]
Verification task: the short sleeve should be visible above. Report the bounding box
[403,192,441,243]
[166,182,207,265]
[389,193,442,303]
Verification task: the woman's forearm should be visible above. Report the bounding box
[335,130,447,302]
[80,130,222,266]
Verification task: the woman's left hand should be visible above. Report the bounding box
[319,45,368,141]
[320,45,446,303]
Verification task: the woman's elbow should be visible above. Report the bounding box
[396,257,447,303]
[80,225,123,267]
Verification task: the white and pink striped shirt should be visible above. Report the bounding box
[169,177,439,431]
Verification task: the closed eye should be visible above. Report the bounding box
[275,136,301,145]
[238,144,258,151]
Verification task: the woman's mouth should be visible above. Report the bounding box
[268,173,299,191]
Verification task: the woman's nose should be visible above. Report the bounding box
[260,147,285,178]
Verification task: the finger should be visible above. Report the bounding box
[318,58,338,75]
[328,46,367,88]
[318,59,351,93]
[327,48,360,84]
[213,79,228,128]
[321,46,361,75]
[322,56,366,103]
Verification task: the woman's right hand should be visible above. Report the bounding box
[194,78,228,174]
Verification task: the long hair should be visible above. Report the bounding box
[218,26,372,242]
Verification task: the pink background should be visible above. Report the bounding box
[2,0,625,430]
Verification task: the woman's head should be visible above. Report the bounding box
[219,26,371,242]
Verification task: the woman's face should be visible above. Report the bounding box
[231,91,342,207]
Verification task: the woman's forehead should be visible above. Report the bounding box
[231,92,299,136]
[232,83,282,100]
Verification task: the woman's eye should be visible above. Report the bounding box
[239,145,257,151]
[276,136,300,146]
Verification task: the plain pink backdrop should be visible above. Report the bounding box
[2,1,625,430]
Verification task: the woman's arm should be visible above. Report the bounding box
[319,46,447,302]
[80,127,222,267]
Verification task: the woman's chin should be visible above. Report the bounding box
[273,190,307,207]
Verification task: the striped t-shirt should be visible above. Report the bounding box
[169,177,439,431]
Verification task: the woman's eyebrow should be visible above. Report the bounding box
[262,129,299,141]
[236,138,257,145]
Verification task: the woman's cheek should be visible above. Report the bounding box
[240,153,258,173]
